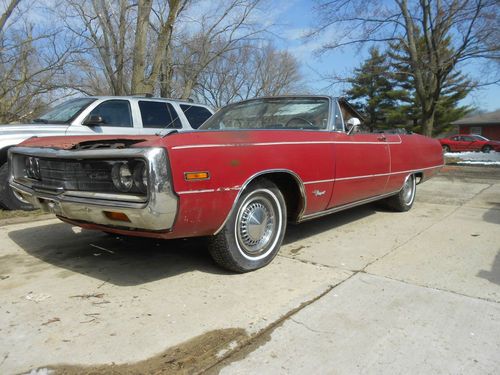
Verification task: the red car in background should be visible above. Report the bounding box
[439,134,500,153]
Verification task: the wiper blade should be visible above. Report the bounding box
[32,118,48,124]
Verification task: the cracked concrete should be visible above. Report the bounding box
[215,170,500,374]
[1,167,499,374]
[219,273,500,375]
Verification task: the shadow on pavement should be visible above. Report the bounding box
[482,203,500,225]
[9,202,382,285]
[8,222,229,286]
[477,249,500,286]
[284,203,378,245]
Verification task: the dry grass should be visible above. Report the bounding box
[0,209,47,221]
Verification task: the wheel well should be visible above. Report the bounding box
[414,172,423,184]
[0,147,10,167]
[251,172,305,222]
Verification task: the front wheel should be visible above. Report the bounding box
[482,145,492,153]
[384,174,416,212]
[442,145,450,153]
[0,163,35,211]
[208,179,287,273]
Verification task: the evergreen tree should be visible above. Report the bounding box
[388,38,474,135]
[346,47,404,131]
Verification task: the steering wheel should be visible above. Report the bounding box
[285,117,315,128]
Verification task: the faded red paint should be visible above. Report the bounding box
[18,135,159,149]
[20,130,443,239]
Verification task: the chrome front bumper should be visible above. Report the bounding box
[9,147,178,231]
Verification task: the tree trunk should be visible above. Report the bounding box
[421,103,436,137]
[131,0,153,94]
[160,47,174,97]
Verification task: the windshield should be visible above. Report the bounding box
[200,97,330,131]
[33,98,96,124]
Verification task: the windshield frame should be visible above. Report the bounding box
[33,98,97,125]
[199,96,333,132]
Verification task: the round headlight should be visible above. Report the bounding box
[25,156,40,179]
[111,162,133,192]
[133,162,148,193]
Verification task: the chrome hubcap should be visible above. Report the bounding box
[237,196,276,256]
[402,176,414,204]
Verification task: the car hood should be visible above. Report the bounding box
[16,134,159,150]
[0,123,70,137]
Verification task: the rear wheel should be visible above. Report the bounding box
[208,179,287,273]
[442,145,450,153]
[385,174,416,212]
[482,145,492,153]
[0,163,35,211]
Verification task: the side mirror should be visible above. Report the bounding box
[346,117,361,135]
[83,115,105,126]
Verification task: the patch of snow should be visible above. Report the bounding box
[445,151,500,165]
[457,161,500,166]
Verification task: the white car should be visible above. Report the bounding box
[0,96,214,210]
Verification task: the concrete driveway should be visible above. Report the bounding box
[0,166,499,374]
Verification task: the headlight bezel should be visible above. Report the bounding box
[110,159,148,195]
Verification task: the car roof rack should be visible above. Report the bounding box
[131,93,154,98]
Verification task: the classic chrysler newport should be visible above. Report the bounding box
[9,96,443,272]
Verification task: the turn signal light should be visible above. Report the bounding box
[104,211,131,222]
[184,171,210,181]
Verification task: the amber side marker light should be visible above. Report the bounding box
[104,211,131,222]
[184,171,210,181]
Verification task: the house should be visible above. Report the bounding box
[452,110,500,140]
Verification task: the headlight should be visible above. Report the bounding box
[25,156,41,180]
[132,162,148,194]
[111,160,148,194]
[111,162,133,192]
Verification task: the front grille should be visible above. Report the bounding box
[37,159,116,192]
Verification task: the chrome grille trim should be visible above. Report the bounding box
[8,147,178,231]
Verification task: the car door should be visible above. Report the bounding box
[70,99,138,135]
[466,136,483,151]
[327,103,390,208]
[457,135,476,151]
[448,136,461,151]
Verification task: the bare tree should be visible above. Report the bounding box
[131,0,189,94]
[195,42,304,108]
[311,0,499,135]
[167,0,263,100]
[0,0,20,33]
[0,1,78,122]
[64,0,189,96]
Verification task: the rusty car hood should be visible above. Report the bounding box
[17,135,160,150]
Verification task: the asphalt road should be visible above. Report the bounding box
[0,166,499,374]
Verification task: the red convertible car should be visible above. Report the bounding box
[9,96,443,272]
[439,134,500,153]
